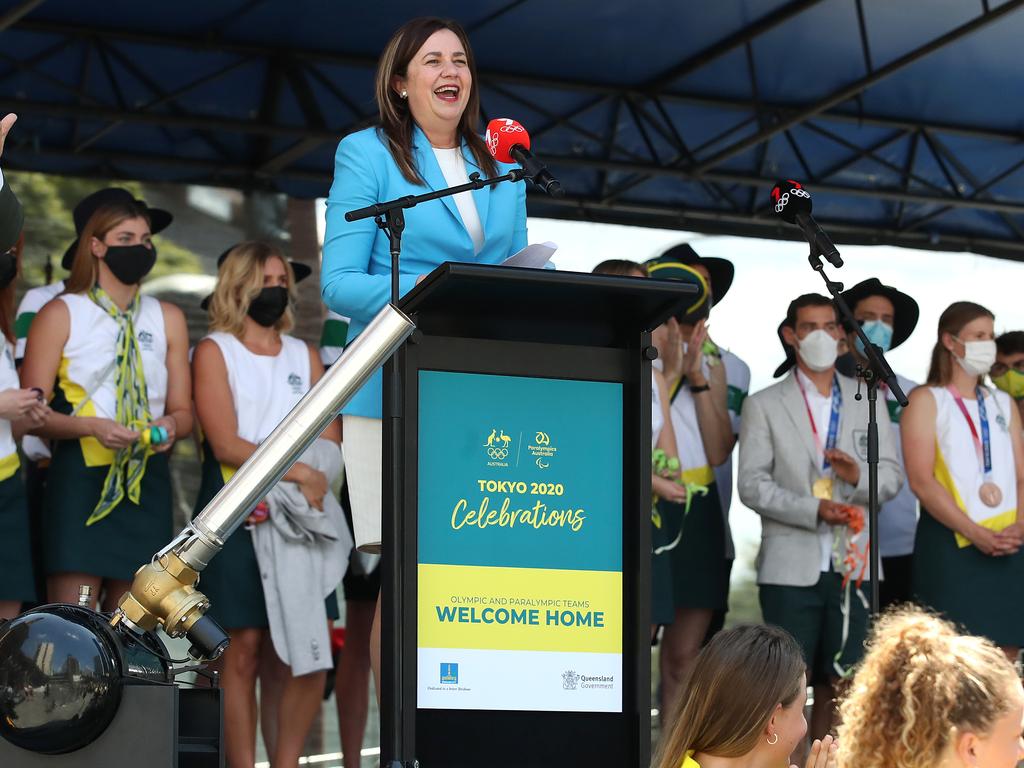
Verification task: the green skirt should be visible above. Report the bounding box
[913,508,1024,646]
[650,511,675,626]
[194,444,339,630]
[0,468,37,603]
[43,440,172,581]
[657,482,731,612]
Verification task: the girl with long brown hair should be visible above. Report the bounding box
[901,301,1024,652]
[322,16,529,692]
[0,233,49,618]
[20,198,191,610]
[838,608,1024,768]
[656,623,837,768]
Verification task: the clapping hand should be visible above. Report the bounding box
[0,113,16,160]
[793,735,838,768]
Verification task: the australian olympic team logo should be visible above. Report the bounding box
[772,180,809,214]
[483,428,511,459]
[137,329,154,350]
[562,670,579,690]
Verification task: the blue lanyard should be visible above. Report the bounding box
[978,387,993,477]
[797,374,842,472]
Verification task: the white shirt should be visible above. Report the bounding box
[796,368,839,573]
[879,374,919,557]
[432,147,485,254]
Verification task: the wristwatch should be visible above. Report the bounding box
[689,383,711,394]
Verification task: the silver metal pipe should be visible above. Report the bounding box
[178,303,414,570]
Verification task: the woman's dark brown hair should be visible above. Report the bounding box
[926,301,994,386]
[0,233,23,343]
[374,16,497,184]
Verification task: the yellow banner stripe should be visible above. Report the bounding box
[418,563,621,654]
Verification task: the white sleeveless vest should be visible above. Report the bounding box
[205,332,311,482]
[57,293,167,467]
[930,386,1018,547]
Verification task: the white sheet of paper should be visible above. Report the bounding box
[501,241,558,269]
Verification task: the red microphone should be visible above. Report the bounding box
[485,118,563,197]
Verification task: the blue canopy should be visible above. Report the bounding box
[3,0,1024,258]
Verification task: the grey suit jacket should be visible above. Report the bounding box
[738,371,902,587]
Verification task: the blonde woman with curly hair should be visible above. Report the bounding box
[837,608,1024,768]
[192,241,342,768]
[656,623,837,768]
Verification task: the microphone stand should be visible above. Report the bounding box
[806,247,907,616]
[345,168,526,768]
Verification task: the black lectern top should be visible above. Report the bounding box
[399,263,698,347]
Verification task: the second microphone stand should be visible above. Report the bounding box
[806,249,907,616]
[345,167,526,768]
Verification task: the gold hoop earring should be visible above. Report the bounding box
[767,733,779,746]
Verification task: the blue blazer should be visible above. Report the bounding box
[322,125,528,419]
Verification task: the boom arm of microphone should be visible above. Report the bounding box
[109,304,416,659]
[509,145,564,198]
[795,212,843,268]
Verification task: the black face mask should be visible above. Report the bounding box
[0,251,16,290]
[247,286,290,327]
[103,244,156,285]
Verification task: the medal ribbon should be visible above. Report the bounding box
[796,374,842,472]
[946,385,993,481]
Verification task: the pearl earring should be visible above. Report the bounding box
[400,89,408,99]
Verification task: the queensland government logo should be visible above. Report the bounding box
[440,663,459,685]
[529,431,557,469]
[561,670,579,690]
[483,428,513,467]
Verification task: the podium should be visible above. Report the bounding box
[381,263,696,768]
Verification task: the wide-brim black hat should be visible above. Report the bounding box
[61,187,174,270]
[773,321,797,378]
[200,244,313,310]
[649,243,734,305]
[838,277,919,351]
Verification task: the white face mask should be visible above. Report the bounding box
[953,337,997,377]
[796,329,839,372]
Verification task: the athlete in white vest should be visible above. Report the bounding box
[20,194,191,612]
[0,240,49,617]
[191,241,341,768]
[903,301,1024,654]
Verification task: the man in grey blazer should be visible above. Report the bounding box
[738,293,901,749]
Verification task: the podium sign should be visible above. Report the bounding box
[383,264,695,768]
[417,371,623,713]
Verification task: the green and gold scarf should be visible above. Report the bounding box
[86,286,151,526]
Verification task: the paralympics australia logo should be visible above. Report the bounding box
[561,670,579,690]
[483,428,513,467]
[528,431,557,469]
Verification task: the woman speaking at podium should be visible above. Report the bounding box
[322,16,528,683]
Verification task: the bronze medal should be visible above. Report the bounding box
[979,481,1003,508]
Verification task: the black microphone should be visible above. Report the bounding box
[769,180,843,268]
[485,118,565,198]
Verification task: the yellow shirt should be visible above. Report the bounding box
[682,752,701,768]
